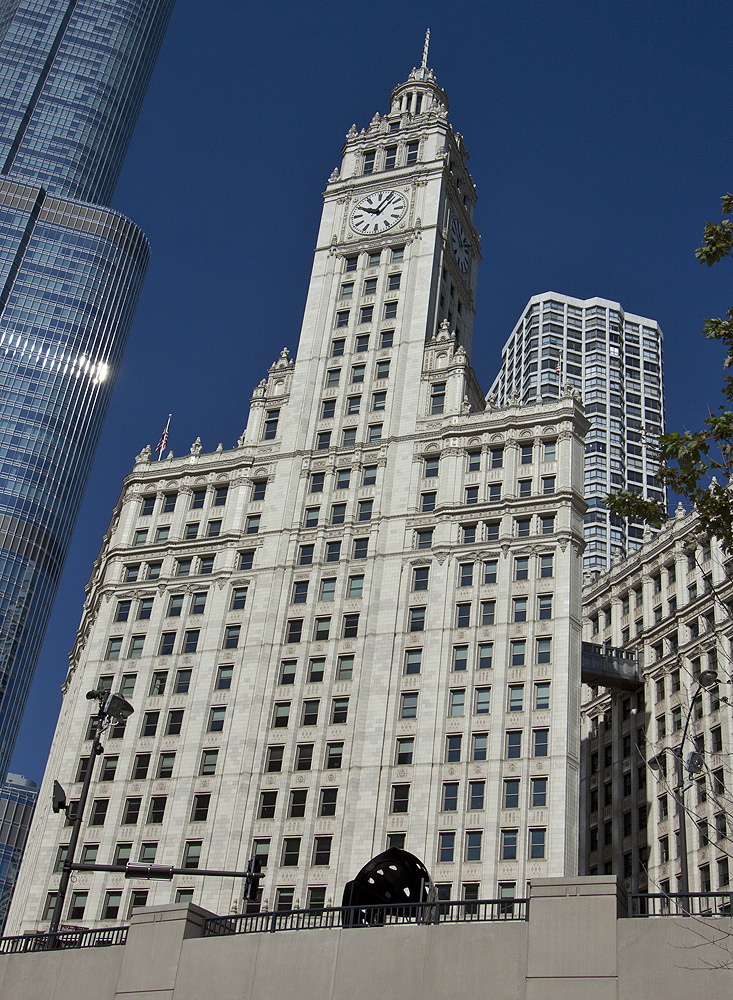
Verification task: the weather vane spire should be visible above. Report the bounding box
[421,28,430,70]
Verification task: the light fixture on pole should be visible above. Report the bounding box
[47,688,134,939]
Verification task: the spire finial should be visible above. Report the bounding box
[421,28,430,70]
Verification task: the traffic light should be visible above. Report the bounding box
[244,857,263,900]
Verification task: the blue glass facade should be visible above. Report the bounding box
[0,772,37,932]
[0,0,174,780]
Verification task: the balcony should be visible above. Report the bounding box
[582,643,642,691]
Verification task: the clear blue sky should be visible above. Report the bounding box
[10,0,731,782]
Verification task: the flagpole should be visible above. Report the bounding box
[157,413,171,461]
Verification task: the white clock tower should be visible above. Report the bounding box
[8,47,588,932]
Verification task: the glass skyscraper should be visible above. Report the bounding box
[0,0,175,781]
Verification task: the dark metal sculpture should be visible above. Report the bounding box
[341,848,434,926]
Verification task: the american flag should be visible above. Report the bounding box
[155,414,171,458]
[555,360,561,377]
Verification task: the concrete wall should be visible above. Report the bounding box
[0,878,730,1000]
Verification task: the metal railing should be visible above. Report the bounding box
[630,892,733,917]
[0,925,128,953]
[202,897,528,937]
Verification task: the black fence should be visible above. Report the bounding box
[630,892,733,917]
[0,925,128,954]
[202,897,528,937]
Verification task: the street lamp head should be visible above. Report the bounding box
[101,691,135,721]
[698,669,718,690]
[648,754,663,772]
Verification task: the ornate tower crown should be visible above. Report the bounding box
[389,29,448,116]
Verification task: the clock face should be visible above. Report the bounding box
[450,216,471,273]
[349,190,408,235]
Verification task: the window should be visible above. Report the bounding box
[346,574,363,599]
[510,641,526,667]
[501,830,518,860]
[529,829,546,859]
[513,597,528,623]
[295,744,313,771]
[367,423,383,442]
[396,737,414,765]
[125,564,140,582]
[416,528,433,549]
[543,440,557,461]
[472,733,488,761]
[456,603,471,628]
[292,580,309,605]
[314,617,331,640]
[317,431,331,450]
[488,484,502,502]
[331,698,349,725]
[465,831,483,862]
[540,554,554,578]
[400,692,418,719]
[141,495,155,516]
[478,643,493,670]
[391,784,410,813]
[141,711,159,738]
[442,782,459,811]
[475,687,491,715]
[342,613,359,637]
[449,689,465,717]
[504,779,520,809]
[155,526,170,544]
[515,557,529,581]
[132,753,150,780]
[162,493,177,514]
[182,629,199,654]
[335,310,349,329]
[353,537,369,559]
[100,756,118,782]
[216,665,233,690]
[541,476,556,495]
[508,685,524,712]
[483,560,498,584]
[245,514,260,534]
[129,635,144,658]
[536,638,552,664]
[209,707,226,732]
[337,654,354,680]
[446,735,462,762]
[516,518,531,538]
[344,255,358,273]
[147,562,162,580]
[279,660,296,685]
[438,832,455,863]
[540,515,555,535]
[326,541,341,562]
[312,836,332,866]
[116,600,131,623]
[106,637,122,661]
[373,360,391,382]
[308,657,325,682]
[224,625,240,648]
[506,732,522,758]
[301,700,319,726]
[319,788,338,816]
[531,777,548,807]
[453,645,468,671]
[325,742,343,769]
[183,841,202,869]
[157,752,175,779]
[122,798,141,825]
[534,682,550,710]
[362,149,375,174]
[406,141,419,164]
[175,668,191,693]
[331,338,346,359]
[520,444,533,465]
[538,595,553,621]
[533,729,549,757]
[68,891,88,921]
[430,382,446,415]
[409,606,425,631]
[133,529,148,547]
[259,791,277,819]
[359,306,373,324]
[147,796,167,824]
[352,364,365,383]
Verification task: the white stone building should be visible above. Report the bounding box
[580,506,732,898]
[489,292,665,572]
[7,59,588,933]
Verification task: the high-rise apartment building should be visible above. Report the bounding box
[489,292,665,573]
[7,58,588,932]
[0,0,175,780]
[579,508,732,898]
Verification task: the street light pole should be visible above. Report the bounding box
[48,690,134,938]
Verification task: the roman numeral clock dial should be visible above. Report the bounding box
[449,215,471,274]
[349,190,408,235]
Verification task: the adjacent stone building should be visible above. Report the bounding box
[580,505,732,897]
